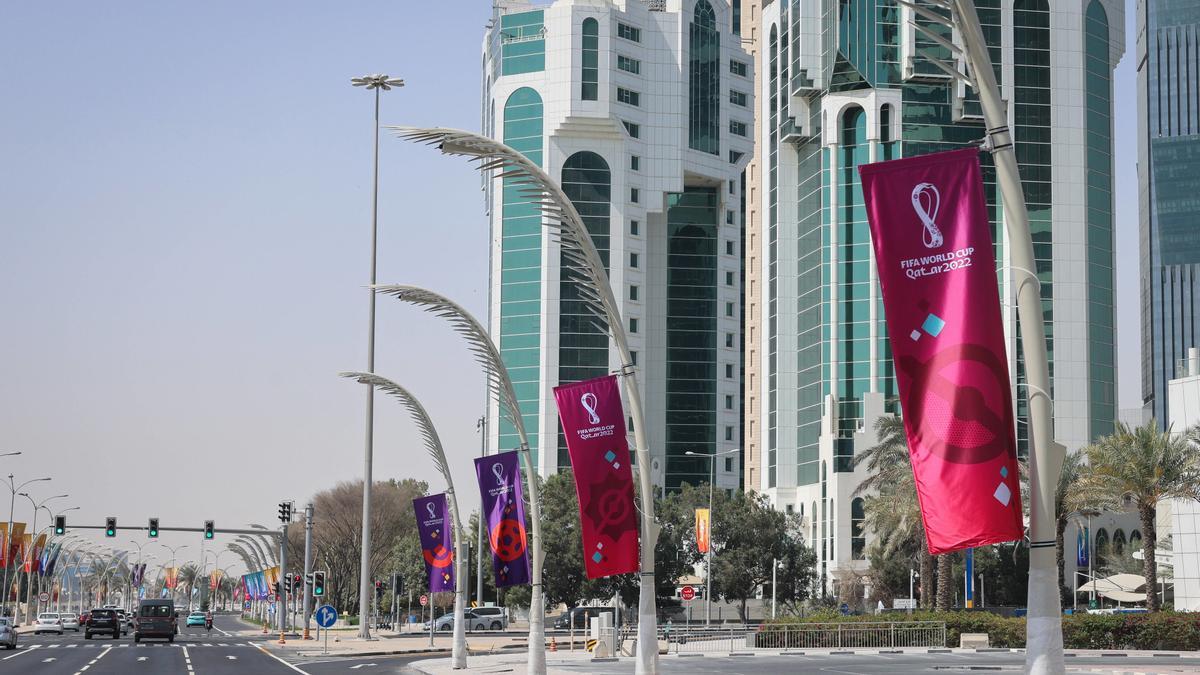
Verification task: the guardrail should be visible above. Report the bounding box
[614,621,948,654]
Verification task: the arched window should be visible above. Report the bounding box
[1129,530,1142,552]
[1112,529,1126,555]
[558,151,611,381]
[581,18,598,101]
[851,498,866,560]
[1095,528,1109,556]
[689,0,720,154]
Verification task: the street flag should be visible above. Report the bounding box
[1076,525,1090,567]
[553,374,640,579]
[0,523,7,570]
[165,566,178,589]
[474,450,531,588]
[695,508,711,554]
[859,147,1024,555]
[413,493,455,593]
[30,534,46,573]
[7,524,25,569]
[210,570,223,590]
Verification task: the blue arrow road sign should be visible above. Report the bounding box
[315,605,338,628]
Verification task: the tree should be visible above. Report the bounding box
[1072,419,1200,611]
[1054,450,1087,603]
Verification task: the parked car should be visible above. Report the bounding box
[134,599,177,643]
[85,608,121,639]
[34,613,64,635]
[185,611,207,627]
[424,610,506,632]
[470,606,508,630]
[0,618,16,650]
[58,613,80,631]
[553,606,616,630]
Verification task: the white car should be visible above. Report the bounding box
[34,613,64,635]
[0,618,16,649]
[58,613,80,631]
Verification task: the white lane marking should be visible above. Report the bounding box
[137,656,148,661]
[249,642,312,674]
[68,644,78,648]
[3,643,41,660]
[43,657,57,662]
[215,625,232,637]
[226,655,237,660]
[349,664,378,669]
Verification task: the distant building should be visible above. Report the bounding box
[482,0,753,493]
[1166,348,1200,611]
[1138,0,1200,428]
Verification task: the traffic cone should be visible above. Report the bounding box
[549,636,557,652]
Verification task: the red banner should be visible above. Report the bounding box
[553,375,640,578]
[859,148,1023,555]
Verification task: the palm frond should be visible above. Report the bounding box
[340,371,453,486]
[372,285,526,444]
[391,127,622,348]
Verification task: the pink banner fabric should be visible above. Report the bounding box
[858,147,1024,555]
[553,375,640,579]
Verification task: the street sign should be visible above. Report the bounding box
[268,593,276,603]
[39,592,49,603]
[243,600,252,611]
[893,598,917,610]
[419,594,428,607]
[315,605,338,629]
[681,586,695,601]
[839,603,850,616]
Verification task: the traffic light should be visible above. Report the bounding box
[374,580,384,600]
[292,574,302,592]
[278,501,292,523]
[203,520,214,540]
[391,572,403,596]
[148,518,159,538]
[105,517,116,538]
[312,571,325,597]
[54,515,65,536]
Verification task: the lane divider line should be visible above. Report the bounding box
[2,643,41,660]
[250,642,312,674]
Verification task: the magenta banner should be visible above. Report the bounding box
[413,493,455,593]
[859,147,1024,555]
[474,450,531,588]
[553,374,640,579]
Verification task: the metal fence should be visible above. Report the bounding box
[625,622,946,654]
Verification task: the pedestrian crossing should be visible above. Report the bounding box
[25,642,259,649]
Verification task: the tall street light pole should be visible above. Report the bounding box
[19,495,68,622]
[685,449,737,625]
[1,475,49,620]
[350,72,404,641]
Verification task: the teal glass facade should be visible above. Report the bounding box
[500,88,545,462]
[666,188,719,491]
[581,18,598,101]
[500,11,546,76]
[689,0,721,154]
[557,151,612,470]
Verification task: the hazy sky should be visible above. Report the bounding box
[1,1,1140,575]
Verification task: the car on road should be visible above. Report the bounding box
[0,618,16,650]
[469,606,508,630]
[114,609,129,635]
[134,599,177,643]
[185,611,207,627]
[552,606,617,630]
[58,613,80,631]
[34,612,64,635]
[424,609,508,632]
[85,608,121,639]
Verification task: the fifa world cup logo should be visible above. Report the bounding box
[912,182,944,249]
[580,391,601,425]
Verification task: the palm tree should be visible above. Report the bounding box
[855,416,940,609]
[1072,419,1200,611]
[1054,450,1088,602]
[176,563,200,610]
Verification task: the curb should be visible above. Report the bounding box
[293,643,528,659]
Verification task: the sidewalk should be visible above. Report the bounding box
[280,632,539,659]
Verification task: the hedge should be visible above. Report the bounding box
[766,611,1200,651]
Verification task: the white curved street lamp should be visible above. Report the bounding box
[393,127,661,675]
[1,475,50,618]
[341,372,468,669]
[374,283,547,674]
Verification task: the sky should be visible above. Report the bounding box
[1,1,1140,576]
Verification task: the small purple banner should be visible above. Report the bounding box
[474,451,531,588]
[413,493,455,593]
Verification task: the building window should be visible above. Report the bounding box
[729,120,748,137]
[630,350,638,365]
[622,120,640,138]
[630,155,640,171]
[617,87,641,107]
[630,219,640,235]
[629,317,639,333]
[728,181,736,195]
[729,59,748,77]
[725,426,733,441]
[630,187,639,203]
[725,332,734,347]
[725,394,733,409]
[617,54,641,74]
[726,240,734,255]
[726,209,735,224]
[729,90,747,107]
[726,301,734,317]
[689,0,721,155]
[725,363,733,378]
[617,22,641,43]
[724,456,733,472]
[630,252,639,268]
[729,150,744,164]
[559,151,612,395]
[851,498,866,560]
[581,18,599,100]
[726,271,734,286]
[630,285,639,301]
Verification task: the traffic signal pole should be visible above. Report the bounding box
[302,503,313,640]
[278,522,288,644]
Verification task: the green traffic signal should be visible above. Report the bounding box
[148,518,159,538]
[204,520,214,540]
[313,571,325,597]
[105,517,116,538]
[54,516,65,536]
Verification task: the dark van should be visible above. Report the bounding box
[134,599,177,643]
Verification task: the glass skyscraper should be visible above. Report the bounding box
[752,0,1123,592]
[483,0,753,493]
[1139,0,1200,428]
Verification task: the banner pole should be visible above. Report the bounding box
[949,0,1064,672]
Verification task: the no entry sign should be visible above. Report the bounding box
[681,586,695,601]
[419,594,428,606]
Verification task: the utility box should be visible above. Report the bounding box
[960,633,990,648]
[591,612,614,659]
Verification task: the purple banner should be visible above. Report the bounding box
[474,451,531,588]
[413,493,455,593]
